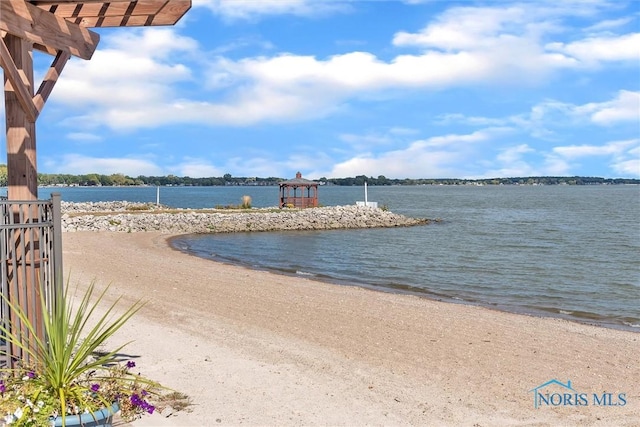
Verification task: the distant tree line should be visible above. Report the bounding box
[319,175,640,186]
[0,165,637,187]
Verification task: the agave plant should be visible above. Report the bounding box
[0,282,160,426]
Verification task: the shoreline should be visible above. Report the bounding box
[167,234,639,334]
[62,231,640,426]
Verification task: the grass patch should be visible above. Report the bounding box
[66,207,290,217]
[127,204,153,211]
[157,391,192,412]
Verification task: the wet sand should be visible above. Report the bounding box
[63,231,639,426]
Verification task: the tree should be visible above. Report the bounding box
[354,175,367,186]
[109,173,130,186]
[85,174,101,186]
[0,164,7,186]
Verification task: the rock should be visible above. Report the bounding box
[61,203,432,233]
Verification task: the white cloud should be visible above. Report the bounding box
[337,127,422,151]
[513,90,640,139]
[393,6,528,50]
[576,90,640,125]
[552,139,638,158]
[51,28,196,112]
[584,17,634,33]
[541,155,572,176]
[612,159,639,176]
[66,132,103,143]
[44,3,639,132]
[325,145,464,179]
[435,113,507,127]
[475,144,542,178]
[423,128,512,147]
[222,153,330,179]
[172,159,225,178]
[612,149,640,176]
[496,144,535,164]
[339,132,392,148]
[546,33,640,65]
[552,139,640,177]
[45,155,163,176]
[319,128,512,178]
[211,37,275,55]
[193,0,351,20]
[107,27,199,59]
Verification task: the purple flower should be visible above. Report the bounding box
[141,390,148,396]
[130,394,143,406]
[90,384,100,393]
[27,371,36,379]
[130,393,155,414]
[126,361,136,369]
[0,381,5,393]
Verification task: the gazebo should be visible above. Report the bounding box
[279,172,318,208]
[0,0,191,366]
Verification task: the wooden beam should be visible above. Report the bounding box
[0,36,38,122]
[4,34,38,201]
[30,1,192,28]
[34,50,70,114]
[1,37,69,121]
[0,0,100,60]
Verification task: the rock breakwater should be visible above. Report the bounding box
[61,201,431,233]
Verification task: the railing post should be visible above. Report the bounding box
[51,193,63,301]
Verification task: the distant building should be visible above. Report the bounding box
[279,172,318,208]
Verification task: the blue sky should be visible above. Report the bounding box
[2,0,639,179]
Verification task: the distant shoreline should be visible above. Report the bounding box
[2,174,638,189]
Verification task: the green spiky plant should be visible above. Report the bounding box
[0,282,160,426]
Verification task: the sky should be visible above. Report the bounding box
[1,0,639,180]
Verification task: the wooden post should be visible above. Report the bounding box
[3,33,41,365]
[4,33,37,201]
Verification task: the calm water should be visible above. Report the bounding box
[13,185,640,331]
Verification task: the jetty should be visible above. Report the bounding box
[61,202,432,233]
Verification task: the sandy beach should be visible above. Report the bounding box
[62,231,639,426]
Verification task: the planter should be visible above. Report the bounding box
[50,403,119,427]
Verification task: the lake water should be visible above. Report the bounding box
[18,184,640,331]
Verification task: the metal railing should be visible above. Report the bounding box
[0,193,63,367]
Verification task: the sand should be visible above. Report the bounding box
[62,231,639,426]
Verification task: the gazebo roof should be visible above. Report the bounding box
[29,0,191,28]
[280,172,317,187]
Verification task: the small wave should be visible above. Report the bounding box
[559,310,573,315]
[296,270,316,277]
[623,322,640,328]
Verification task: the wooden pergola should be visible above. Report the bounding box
[1,0,191,201]
[0,0,191,363]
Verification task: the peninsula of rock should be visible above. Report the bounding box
[61,201,433,233]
